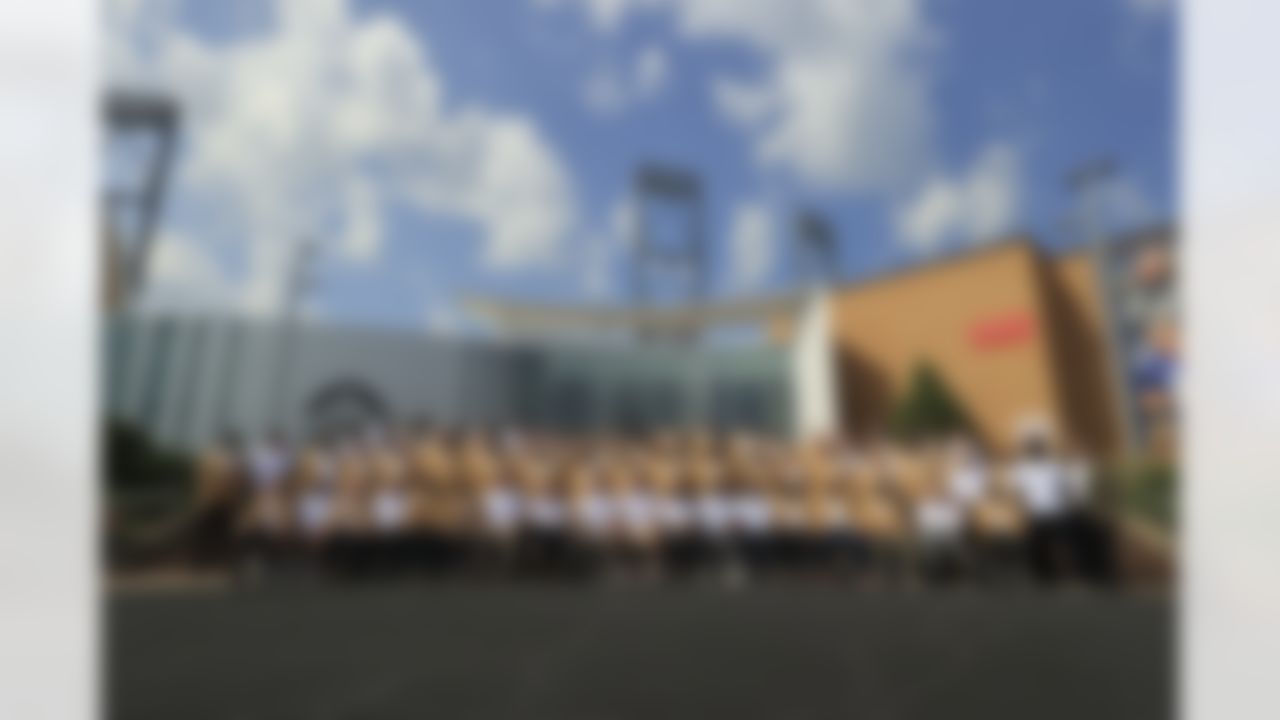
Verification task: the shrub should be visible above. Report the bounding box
[889,362,971,441]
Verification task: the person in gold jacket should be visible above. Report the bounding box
[189,430,244,568]
[325,435,373,577]
[846,443,910,586]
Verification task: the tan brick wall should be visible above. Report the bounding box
[828,241,1093,455]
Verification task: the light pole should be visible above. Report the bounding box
[630,164,706,340]
[103,91,179,311]
[793,209,839,289]
[271,238,322,435]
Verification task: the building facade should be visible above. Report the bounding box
[104,316,793,451]
[104,229,1173,459]
[823,228,1174,458]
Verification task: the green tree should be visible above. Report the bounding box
[890,362,971,441]
[105,419,192,491]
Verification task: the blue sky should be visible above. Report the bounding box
[106,0,1174,333]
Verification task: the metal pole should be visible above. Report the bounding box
[630,164,705,343]
[103,91,179,309]
[794,210,838,290]
[272,239,320,435]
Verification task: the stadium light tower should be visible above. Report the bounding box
[630,164,707,322]
[103,90,180,310]
[792,209,839,288]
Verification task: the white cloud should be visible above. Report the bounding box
[609,195,639,245]
[563,0,642,33]
[108,0,576,317]
[581,233,614,298]
[635,45,669,96]
[134,231,236,314]
[581,44,671,116]
[582,65,628,115]
[342,175,382,264]
[712,78,775,128]
[577,196,638,298]
[550,0,936,193]
[895,142,1022,253]
[728,200,775,290]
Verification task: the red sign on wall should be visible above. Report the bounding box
[969,311,1035,350]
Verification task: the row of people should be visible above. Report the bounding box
[189,427,1113,586]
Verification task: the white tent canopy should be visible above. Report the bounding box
[464,294,805,339]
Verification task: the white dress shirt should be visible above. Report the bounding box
[371,488,409,532]
[526,494,566,530]
[574,492,613,539]
[948,462,989,508]
[658,495,694,534]
[732,493,773,537]
[483,486,522,534]
[695,493,732,538]
[248,444,290,493]
[1012,460,1068,520]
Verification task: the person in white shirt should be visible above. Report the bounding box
[1060,441,1115,585]
[370,482,410,574]
[770,475,809,575]
[525,473,570,577]
[247,430,293,495]
[813,480,866,580]
[237,430,293,580]
[190,430,244,569]
[617,473,661,581]
[482,474,523,545]
[914,484,966,585]
[470,461,519,578]
[926,439,988,583]
[296,483,333,539]
[693,477,733,580]
[946,439,990,510]
[326,436,374,578]
[1010,436,1070,584]
[729,477,774,579]
[294,435,336,572]
[571,465,615,580]
[657,475,696,580]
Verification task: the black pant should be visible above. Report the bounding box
[1066,510,1116,585]
[973,535,1025,585]
[518,528,569,577]
[1027,517,1069,584]
[323,532,369,577]
[238,529,291,578]
[663,533,700,579]
[190,504,234,567]
[772,531,811,572]
[917,540,965,586]
[735,534,773,575]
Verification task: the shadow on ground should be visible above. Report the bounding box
[109,585,1171,720]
